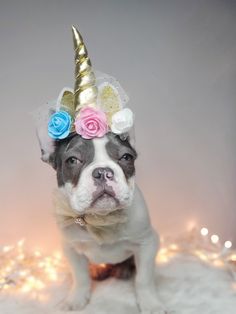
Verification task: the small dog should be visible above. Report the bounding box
[37,26,165,314]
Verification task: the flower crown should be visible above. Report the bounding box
[48,26,134,140]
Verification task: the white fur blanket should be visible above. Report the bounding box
[1,255,235,314]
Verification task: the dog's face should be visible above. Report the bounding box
[48,133,137,214]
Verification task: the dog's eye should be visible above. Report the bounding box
[119,153,134,161]
[66,157,81,165]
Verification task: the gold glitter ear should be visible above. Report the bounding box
[59,90,75,116]
[98,84,121,124]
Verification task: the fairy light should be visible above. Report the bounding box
[224,241,232,249]
[230,254,236,262]
[156,226,235,271]
[0,227,235,300]
[34,250,42,257]
[17,253,25,260]
[17,239,25,247]
[200,227,209,236]
[0,241,67,300]
[19,270,28,277]
[211,234,219,244]
[213,259,224,267]
[169,244,179,251]
[157,255,169,264]
[53,251,62,260]
[194,250,208,261]
[3,246,13,253]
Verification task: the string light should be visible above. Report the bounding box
[157,225,235,271]
[225,241,232,249]
[200,227,209,236]
[0,226,235,300]
[231,255,236,262]
[211,234,219,244]
[0,241,67,300]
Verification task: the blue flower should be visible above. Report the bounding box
[48,110,72,139]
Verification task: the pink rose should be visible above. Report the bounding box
[74,106,108,139]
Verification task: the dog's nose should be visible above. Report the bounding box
[92,167,114,181]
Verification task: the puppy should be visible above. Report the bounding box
[38,131,165,314]
[37,26,165,314]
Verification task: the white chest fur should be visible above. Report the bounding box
[60,184,156,261]
[59,185,154,263]
[73,239,135,264]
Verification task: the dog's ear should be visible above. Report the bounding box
[127,126,136,148]
[34,104,58,169]
[96,75,136,148]
[118,130,136,149]
[36,115,57,169]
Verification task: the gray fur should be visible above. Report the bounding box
[106,133,137,179]
[47,133,137,187]
[53,134,95,187]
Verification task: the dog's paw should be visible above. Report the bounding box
[136,288,167,314]
[59,287,91,311]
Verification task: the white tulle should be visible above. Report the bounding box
[32,71,135,163]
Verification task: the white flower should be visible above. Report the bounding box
[111,108,134,134]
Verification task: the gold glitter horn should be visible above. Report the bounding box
[72,25,98,113]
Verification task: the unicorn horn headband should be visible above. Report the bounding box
[48,26,134,140]
[72,25,98,112]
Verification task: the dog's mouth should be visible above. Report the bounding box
[91,185,119,209]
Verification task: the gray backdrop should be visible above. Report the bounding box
[0,0,235,251]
